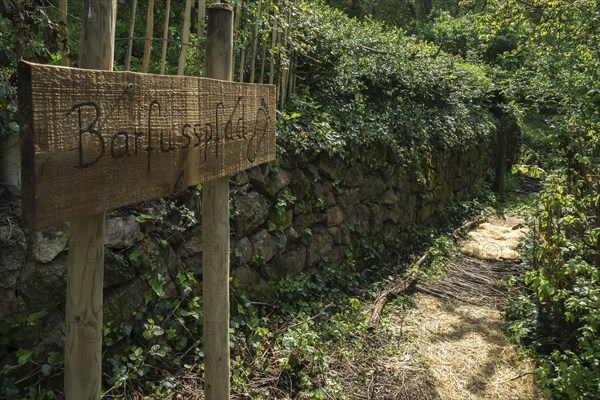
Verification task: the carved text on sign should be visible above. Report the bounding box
[69,96,269,171]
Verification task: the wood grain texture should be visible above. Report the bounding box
[64,1,115,398]
[65,211,105,399]
[18,61,276,229]
[203,4,233,400]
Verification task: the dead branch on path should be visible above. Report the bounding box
[367,219,482,331]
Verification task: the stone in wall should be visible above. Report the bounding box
[313,182,336,208]
[246,166,266,189]
[306,226,333,267]
[369,204,387,235]
[336,188,359,217]
[104,277,149,322]
[359,174,386,201]
[250,229,278,263]
[104,250,138,288]
[27,223,69,264]
[289,170,312,200]
[233,191,270,238]
[329,245,347,266]
[105,215,140,249]
[381,188,398,205]
[388,204,402,224]
[17,253,68,312]
[294,211,316,231]
[264,165,292,196]
[177,226,203,258]
[285,226,300,243]
[381,161,396,181]
[234,237,254,263]
[325,206,344,227]
[305,163,320,182]
[233,171,249,186]
[343,164,364,187]
[265,244,306,281]
[0,225,26,288]
[319,155,342,180]
[350,204,371,237]
[232,265,272,302]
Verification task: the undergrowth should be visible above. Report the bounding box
[0,191,486,399]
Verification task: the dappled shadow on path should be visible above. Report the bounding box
[399,215,539,400]
[405,295,538,400]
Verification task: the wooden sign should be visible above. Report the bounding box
[18,61,276,229]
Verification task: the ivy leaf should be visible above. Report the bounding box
[15,348,32,365]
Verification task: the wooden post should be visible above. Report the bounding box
[124,0,137,70]
[142,0,155,73]
[65,2,115,398]
[203,4,233,399]
[177,0,194,76]
[159,0,172,74]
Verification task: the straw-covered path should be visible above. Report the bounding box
[333,215,541,399]
[403,216,540,399]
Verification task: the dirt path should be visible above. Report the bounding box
[401,216,540,399]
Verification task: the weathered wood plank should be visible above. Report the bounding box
[18,61,276,229]
[64,1,115,397]
[203,4,233,399]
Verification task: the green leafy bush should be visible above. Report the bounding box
[279,0,498,164]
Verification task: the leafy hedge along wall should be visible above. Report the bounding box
[0,0,513,374]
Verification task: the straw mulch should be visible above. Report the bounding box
[460,216,527,261]
[405,295,538,400]
[402,216,540,400]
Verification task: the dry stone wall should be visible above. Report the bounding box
[0,139,492,354]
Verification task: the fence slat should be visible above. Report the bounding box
[160,0,172,74]
[177,0,194,76]
[124,0,137,70]
[142,0,155,73]
[249,0,262,83]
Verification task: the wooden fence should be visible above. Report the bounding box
[58,0,297,109]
